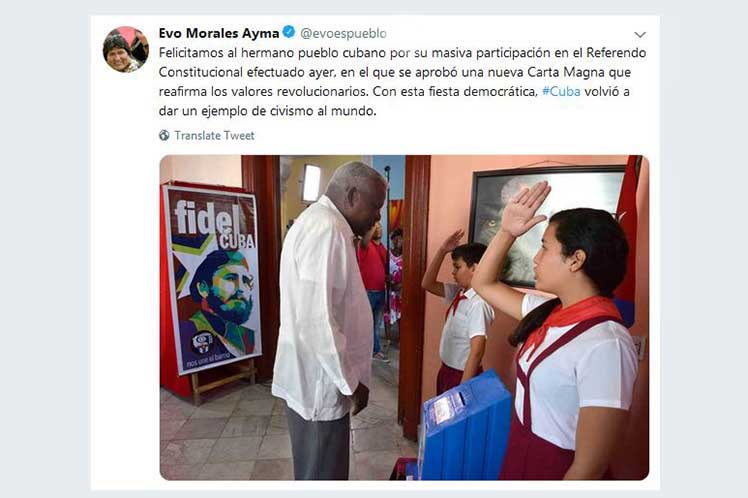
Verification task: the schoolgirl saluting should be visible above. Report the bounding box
[473,181,638,480]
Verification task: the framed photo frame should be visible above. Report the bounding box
[468,165,626,288]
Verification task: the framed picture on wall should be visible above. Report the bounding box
[468,165,626,288]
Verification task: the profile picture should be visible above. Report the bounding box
[103,26,148,73]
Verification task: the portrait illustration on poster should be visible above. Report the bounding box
[162,186,262,375]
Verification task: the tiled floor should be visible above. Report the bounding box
[160,343,417,480]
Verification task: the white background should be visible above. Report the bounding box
[3,1,747,497]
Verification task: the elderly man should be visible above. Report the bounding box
[272,161,387,480]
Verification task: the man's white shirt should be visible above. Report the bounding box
[272,195,373,421]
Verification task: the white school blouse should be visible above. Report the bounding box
[272,195,373,421]
[514,293,638,450]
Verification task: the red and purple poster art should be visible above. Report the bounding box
[162,186,262,375]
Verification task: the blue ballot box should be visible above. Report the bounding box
[417,369,512,480]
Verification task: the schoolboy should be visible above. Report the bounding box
[421,229,495,394]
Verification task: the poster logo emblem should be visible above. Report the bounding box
[191,331,214,355]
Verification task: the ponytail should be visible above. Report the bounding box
[509,297,560,347]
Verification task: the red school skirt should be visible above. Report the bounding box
[436,363,483,396]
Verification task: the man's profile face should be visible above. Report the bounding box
[206,261,254,324]
[106,48,130,71]
[349,180,386,237]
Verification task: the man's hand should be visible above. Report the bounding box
[351,382,370,416]
[440,228,465,253]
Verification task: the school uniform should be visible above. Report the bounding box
[499,294,638,480]
[436,283,495,395]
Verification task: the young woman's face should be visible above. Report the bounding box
[106,48,130,71]
[532,223,571,294]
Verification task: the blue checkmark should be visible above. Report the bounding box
[283,25,295,38]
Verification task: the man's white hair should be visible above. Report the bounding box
[326,161,387,196]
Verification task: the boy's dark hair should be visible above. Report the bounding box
[390,228,403,239]
[451,242,487,267]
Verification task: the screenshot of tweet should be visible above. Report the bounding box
[90,15,659,490]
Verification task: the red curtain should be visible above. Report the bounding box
[159,185,191,396]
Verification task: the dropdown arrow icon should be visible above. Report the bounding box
[635,32,646,38]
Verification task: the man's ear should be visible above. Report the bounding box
[347,186,360,207]
[568,249,587,273]
[197,281,210,298]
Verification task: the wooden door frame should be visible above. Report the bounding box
[240,154,430,439]
[398,155,431,441]
[241,156,281,382]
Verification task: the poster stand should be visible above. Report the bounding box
[189,359,257,406]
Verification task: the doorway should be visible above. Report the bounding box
[274,155,428,444]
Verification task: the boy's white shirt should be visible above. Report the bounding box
[439,282,495,370]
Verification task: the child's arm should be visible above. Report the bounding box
[564,407,629,479]
[461,336,486,383]
[473,182,551,321]
[472,231,525,320]
[359,223,376,249]
[421,229,464,297]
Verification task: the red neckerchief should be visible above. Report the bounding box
[445,289,468,321]
[518,295,622,361]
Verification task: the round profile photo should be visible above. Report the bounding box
[103,26,148,73]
